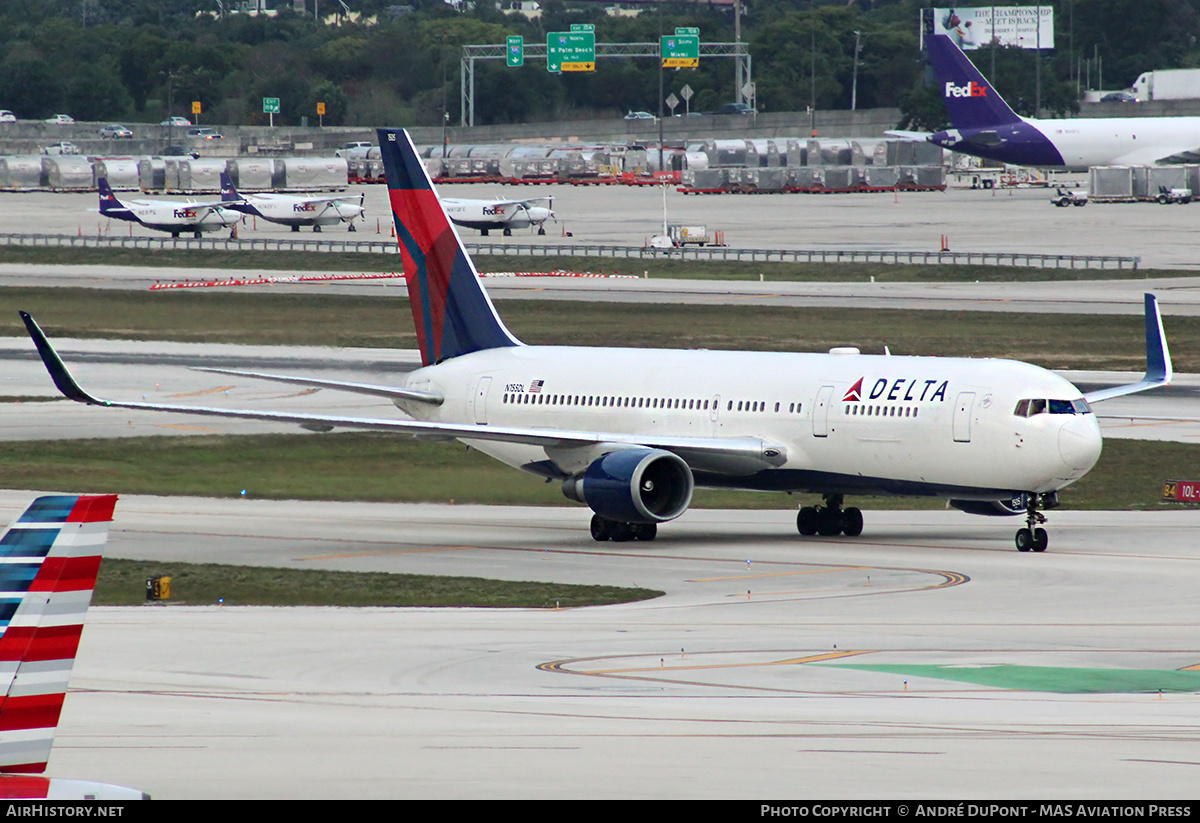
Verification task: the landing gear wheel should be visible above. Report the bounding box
[348,222,357,232]
[1015,528,1033,552]
[537,227,547,236]
[633,523,657,541]
[502,227,512,237]
[796,507,818,536]
[590,514,612,542]
[816,508,844,536]
[1032,527,1048,552]
[313,225,322,233]
[842,507,864,537]
[609,521,635,542]
[193,231,202,239]
[1015,493,1051,552]
[291,225,301,232]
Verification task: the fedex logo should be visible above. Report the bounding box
[173,208,198,218]
[293,203,317,212]
[482,205,507,216]
[944,81,988,98]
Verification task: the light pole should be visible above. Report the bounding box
[851,30,862,111]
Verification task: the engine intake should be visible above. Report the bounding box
[562,449,694,524]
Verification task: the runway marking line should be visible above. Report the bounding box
[553,649,874,676]
[689,566,866,582]
[170,385,235,398]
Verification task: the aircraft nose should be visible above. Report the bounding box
[1059,415,1102,473]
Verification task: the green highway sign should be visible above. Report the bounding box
[506,35,524,67]
[547,31,595,72]
[262,97,281,114]
[662,33,699,68]
[675,27,700,36]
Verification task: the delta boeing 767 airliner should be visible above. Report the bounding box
[21,128,1173,552]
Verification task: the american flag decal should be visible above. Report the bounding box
[0,495,116,775]
[529,380,544,394]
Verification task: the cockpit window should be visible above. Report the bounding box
[1014,398,1094,417]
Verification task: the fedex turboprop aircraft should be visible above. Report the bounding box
[441,196,554,236]
[0,494,147,800]
[96,177,239,239]
[22,129,1173,552]
[923,32,1200,170]
[219,172,365,232]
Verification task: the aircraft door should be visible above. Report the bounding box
[953,392,975,442]
[473,377,493,425]
[812,385,834,437]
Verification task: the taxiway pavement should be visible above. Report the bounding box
[9,494,1195,799]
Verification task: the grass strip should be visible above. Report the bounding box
[0,244,1168,282]
[1,432,1193,512]
[95,558,662,608]
[4,286,1196,371]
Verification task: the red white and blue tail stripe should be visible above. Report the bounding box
[377,128,520,367]
[0,495,115,776]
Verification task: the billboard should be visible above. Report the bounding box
[926,7,1055,50]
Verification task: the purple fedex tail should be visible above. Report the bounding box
[96,178,130,218]
[924,34,1066,167]
[925,33,1022,129]
[377,128,520,367]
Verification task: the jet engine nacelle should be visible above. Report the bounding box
[561,448,694,524]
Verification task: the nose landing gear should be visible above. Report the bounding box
[1015,492,1057,552]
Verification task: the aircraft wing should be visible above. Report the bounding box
[884,130,932,140]
[1083,294,1173,403]
[21,313,785,475]
[444,196,552,207]
[192,366,444,405]
[1154,148,1200,165]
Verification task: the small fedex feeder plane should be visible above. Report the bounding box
[96,177,239,239]
[441,196,553,236]
[0,494,146,800]
[219,172,365,232]
[23,129,1173,552]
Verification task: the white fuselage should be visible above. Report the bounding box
[121,200,240,233]
[396,346,1102,500]
[235,194,363,228]
[1033,115,1200,168]
[441,198,551,232]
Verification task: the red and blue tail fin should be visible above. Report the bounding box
[377,128,520,367]
[925,33,1023,129]
[0,495,115,775]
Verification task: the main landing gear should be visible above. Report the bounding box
[590,514,657,542]
[796,494,863,538]
[1014,493,1056,552]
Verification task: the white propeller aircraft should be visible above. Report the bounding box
[96,177,239,239]
[23,128,1173,552]
[219,172,365,232]
[441,195,554,236]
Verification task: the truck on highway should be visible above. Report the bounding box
[1130,68,1200,101]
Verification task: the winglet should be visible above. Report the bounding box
[18,313,104,405]
[1083,294,1173,403]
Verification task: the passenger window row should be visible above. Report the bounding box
[845,404,919,418]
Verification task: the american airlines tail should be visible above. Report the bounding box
[377,128,520,367]
[0,494,146,800]
[925,33,1023,129]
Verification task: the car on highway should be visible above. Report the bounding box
[45,113,74,124]
[99,124,133,139]
[1100,91,1139,103]
[713,102,756,115]
[42,141,81,155]
[160,116,192,126]
[624,110,655,121]
[187,127,223,140]
[0,110,15,123]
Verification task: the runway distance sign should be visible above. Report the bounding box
[1162,479,1200,502]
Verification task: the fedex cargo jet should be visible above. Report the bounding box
[924,33,1200,169]
[21,129,1173,552]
